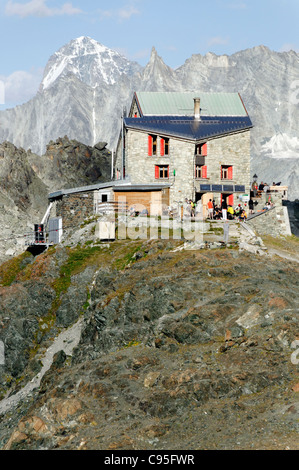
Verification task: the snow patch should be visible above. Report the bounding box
[261,133,299,159]
[41,36,133,90]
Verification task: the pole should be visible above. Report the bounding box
[121,114,124,180]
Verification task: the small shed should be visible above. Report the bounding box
[48,180,170,232]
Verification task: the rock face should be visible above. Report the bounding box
[0,141,48,262]
[0,226,298,450]
[0,38,298,198]
[0,137,112,263]
[28,135,112,192]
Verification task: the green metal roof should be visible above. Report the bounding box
[135,92,248,117]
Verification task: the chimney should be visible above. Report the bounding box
[194,97,201,120]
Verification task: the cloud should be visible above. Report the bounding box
[98,1,140,22]
[207,36,229,47]
[5,0,83,18]
[0,68,44,105]
[117,4,139,20]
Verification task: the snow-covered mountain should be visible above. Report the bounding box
[40,36,142,90]
[0,36,298,199]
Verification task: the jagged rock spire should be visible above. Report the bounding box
[141,46,180,91]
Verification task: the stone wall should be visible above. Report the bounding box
[123,128,251,207]
[205,132,251,190]
[247,206,292,237]
[55,192,95,231]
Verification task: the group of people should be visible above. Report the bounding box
[183,193,274,221]
[252,180,281,197]
[207,199,248,221]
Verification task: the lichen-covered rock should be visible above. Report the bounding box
[0,238,298,450]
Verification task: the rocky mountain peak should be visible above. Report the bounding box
[141,47,180,91]
[40,36,142,90]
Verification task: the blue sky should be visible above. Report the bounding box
[0,0,298,108]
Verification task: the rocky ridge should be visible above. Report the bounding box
[0,137,112,263]
[0,219,298,450]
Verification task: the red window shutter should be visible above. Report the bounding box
[148,135,153,156]
[202,143,207,156]
[202,165,207,179]
[228,194,234,206]
[155,165,159,179]
[228,166,233,180]
[167,166,169,178]
[160,138,165,156]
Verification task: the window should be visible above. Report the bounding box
[160,137,169,156]
[155,165,169,179]
[195,143,207,156]
[221,165,233,180]
[148,135,157,156]
[195,164,207,179]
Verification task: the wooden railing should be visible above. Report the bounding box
[256,186,288,199]
[269,186,288,199]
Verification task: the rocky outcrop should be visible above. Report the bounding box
[0,142,48,262]
[0,137,112,263]
[28,135,112,192]
[0,225,298,450]
[0,141,48,213]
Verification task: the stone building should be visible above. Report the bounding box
[42,92,294,243]
[47,180,170,230]
[115,91,253,215]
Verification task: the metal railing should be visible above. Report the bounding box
[24,225,62,246]
[95,201,129,215]
[24,230,48,246]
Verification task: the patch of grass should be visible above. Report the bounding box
[52,244,103,304]
[0,251,33,286]
[209,223,224,235]
[262,234,299,255]
[113,241,144,271]
[18,247,56,282]
[123,339,141,348]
